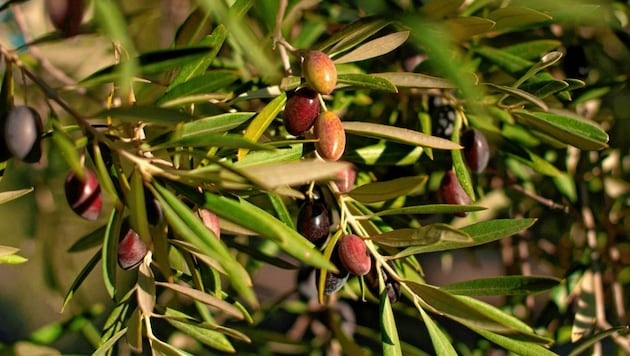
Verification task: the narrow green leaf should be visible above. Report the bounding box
[474,46,533,75]
[203,193,335,271]
[241,159,352,191]
[238,92,286,160]
[418,0,464,19]
[502,40,562,61]
[92,106,194,126]
[152,183,257,307]
[487,6,552,32]
[394,219,536,258]
[337,73,398,92]
[381,283,402,356]
[93,328,128,356]
[345,141,424,166]
[418,307,457,356]
[569,325,630,356]
[80,47,214,87]
[168,25,228,89]
[150,336,192,356]
[235,143,302,167]
[369,224,472,248]
[91,143,119,202]
[343,122,461,150]
[373,204,486,217]
[157,70,238,106]
[52,130,84,178]
[102,209,123,299]
[450,114,475,201]
[129,171,151,246]
[267,192,295,229]
[444,17,495,42]
[163,307,251,343]
[0,187,33,204]
[372,72,457,89]
[61,250,101,312]
[0,253,27,264]
[223,239,298,270]
[348,176,427,203]
[137,259,156,316]
[443,275,561,296]
[334,31,410,64]
[471,327,556,356]
[155,282,244,320]
[126,308,143,353]
[176,112,255,137]
[315,17,390,54]
[154,133,274,151]
[166,317,235,353]
[486,83,549,110]
[513,110,608,150]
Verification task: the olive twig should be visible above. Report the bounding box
[273,0,294,76]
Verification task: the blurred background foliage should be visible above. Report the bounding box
[0,0,629,355]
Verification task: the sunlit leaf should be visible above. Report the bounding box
[443,275,561,296]
[372,204,486,217]
[239,159,352,190]
[343,122,461,149]
[381,281,402,356]
[348,176,427,203]
[337,73,398,92]
[471,327,556,356]
[334,31,410,64]
[61,250,101,312]
[92,328,128,356]
[418,307,457,356]
[157,70,238,106]
[345,141,424,166]
[0,187,33,204]
[166,316,235,353]
[238,92,286,160]
[173,112,255,138]
[486,83,548,110]
[315,17,390,55]
[369,224,471,248]
[137,259,156,316]
[126,308,143,353]
[0,253,27,264]
[102,209,124,299]
[155,282,244,320]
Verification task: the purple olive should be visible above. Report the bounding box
[117,224,149,270]
[302,51,337,95]
[297,201,330,247]
[45,0,84,37]
[364,258,401,303]
[283,87,320,136]
[337,234,371,276]
[65,168,102,221]
[4,105,43,163]
[461,128,490,173]
[438,170,472,217]
[428,96,455,139]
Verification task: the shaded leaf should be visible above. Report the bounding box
[381,281,402,356]
[501,40,562,61]
[443,275,562,296]
[348,176,427,203]
[337,73,398,92]
[137,259,156,316]
[156,282,244,320]
[316,17,390,54]
[61,250,101,312]
[372,204,486,217]
[157,70,238,106]
[487,7,552,32]
[444,17,495,42]
[93,106,194,126]
[126,308,143,353]
[102,209,124,299]
[334,31,410,64]
[486,83,548,110]
[343,122,461,149]
[569,325,630,356]
[174,112,255,137]
[369,224,472,248]
[129,170,151,246]
[471,327,556,356]
[92,328,128,356]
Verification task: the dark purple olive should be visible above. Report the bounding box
[198,208,220,239]
[337,234,371,276]
[4,105,43,163]
[297,201,330,247]
[283,87,320,136]
[461,128,490,173]
[65,168,102,221]
[144,186,163,225]
[438,170,472,217]
[364,258,401,303]
[428,96,455,139]
[317,246,349,295]
[117,224,149,270]
[45,0,84,37]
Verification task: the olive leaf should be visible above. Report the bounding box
[343,121,462,150]
[334,31,410,64]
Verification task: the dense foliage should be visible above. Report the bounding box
[0,0,629,355]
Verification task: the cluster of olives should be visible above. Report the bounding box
[429,96,491,215]
[283,51,345,161]
[0,105,44,163]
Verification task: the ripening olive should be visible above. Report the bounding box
[45,0,84,37]
[364,259,402,303]
[428,96,455,139]
[283,87,320,136]
[337,234,371,276]
[4,105,43,163]
[302,51,337,95]
[65,168,102,221]
[198,208,220,239]
[333,164,356,193]
[314,111,345,161]
[297,201,330,247]
[117,224,149,270]
[438,170,472,217]
[461,128,490,173]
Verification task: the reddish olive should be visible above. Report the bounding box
[428,96,455,139]
[117,225,149,270]
[438,170,472,217]
[337,234,371,276]
[297,201,330,247]
[333,165,356,193]
[198,208,220,239]
[302,51,337,95]
[45,0,84,37]
[461,128,490,173]
[283,87,320,136]
[314,111,345,161]
[4,105,43,163]
[65,168,102,221]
